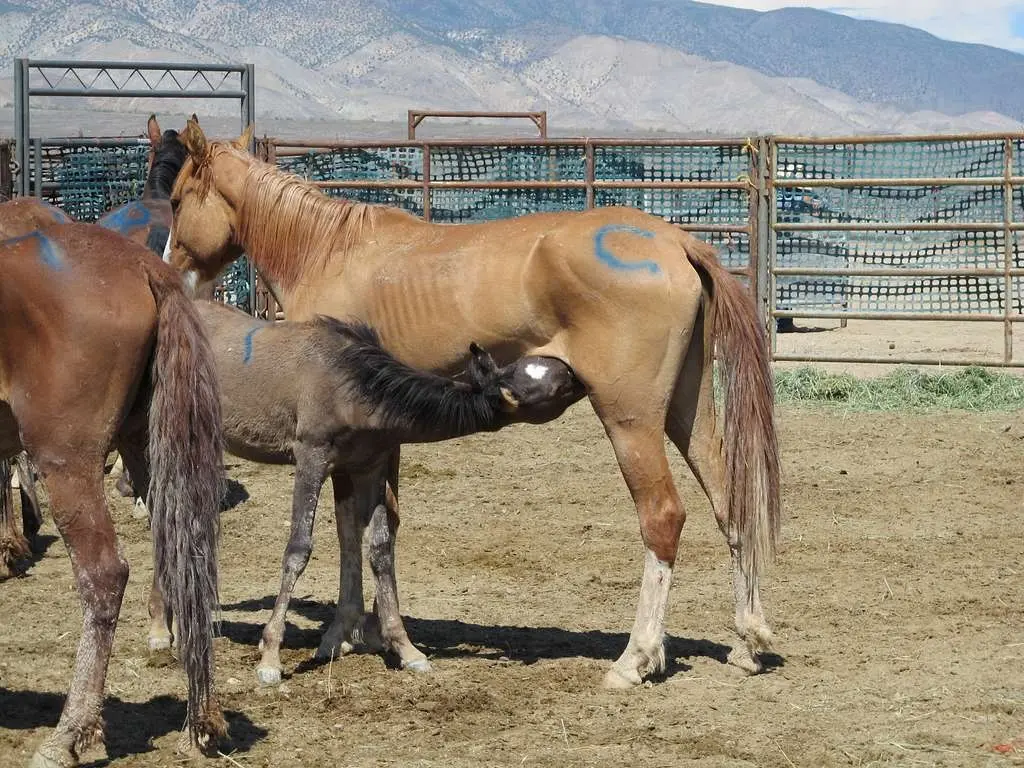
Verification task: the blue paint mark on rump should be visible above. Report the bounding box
[243,326,260,364]
[96,200,152,236]
[5,230,65,271]
[593,225,661,275]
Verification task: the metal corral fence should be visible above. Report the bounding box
[770,134,1023,367]
[5,130,1022,367]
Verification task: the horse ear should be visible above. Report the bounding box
[147,114,161,146]
[468,341,499,374]
[234,123,255,152]
[190,113,200,124]
[181,117,208,161]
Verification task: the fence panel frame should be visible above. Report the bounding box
[768,132,1024,367]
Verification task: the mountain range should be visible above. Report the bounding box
[0,0,1022,138]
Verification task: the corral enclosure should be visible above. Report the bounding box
[6,112,1024,367]
[1,60,1024,768]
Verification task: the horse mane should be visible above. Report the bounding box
[206,144,388,292]
[312,315,502,437]
[146,130,188,200]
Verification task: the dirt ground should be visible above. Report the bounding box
[1,399,1023,768]
[773,318,1022,375]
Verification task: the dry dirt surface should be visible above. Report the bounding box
[1,402,1023,767]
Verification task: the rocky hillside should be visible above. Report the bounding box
[0,0,1020,136]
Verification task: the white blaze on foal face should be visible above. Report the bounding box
[524,362,548,380]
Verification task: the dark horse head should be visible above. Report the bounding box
[95,115,188,255]
[144,114,189,201]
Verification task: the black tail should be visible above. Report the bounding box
[319,316,506,442]
[145,267,226,748]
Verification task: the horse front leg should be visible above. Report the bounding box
[315,467,384,661]
[366,464,431,672]
[256,443,331,685]
[30,460,128,768]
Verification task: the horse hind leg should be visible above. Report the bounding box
[15,452,44,542]
[0,457,31,579]
[29,457,129,767]
[598,415,685,689]
[664,324,774,674]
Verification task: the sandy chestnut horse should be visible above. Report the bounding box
[0,223,225,766]
[166,118,781,688]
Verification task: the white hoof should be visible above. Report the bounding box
[402,657,433,673]
[727,646,763,675]
[29,746,74,768]
[148,636,172,652]
[256,665,282,686]
[131,498,149,520]
[602,666,642,689]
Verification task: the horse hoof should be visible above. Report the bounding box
[131,498,149,520]
[148,635,172,652]
[402,658,432,673]
[602,666,642,690]
[727,646,763,675]
[256,666,282,686]
[28,745,75,768]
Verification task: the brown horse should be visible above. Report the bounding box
[144,298,583,684]
[0,197,73,570]
[1,223,225,765]
[166,118,781,687]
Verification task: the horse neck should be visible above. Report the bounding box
[143,159,180,200]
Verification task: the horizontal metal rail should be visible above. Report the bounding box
[772,267,1024,277]
[311,179,749,190]
[270,136,752,150]
[776,176,1024,187]
[775,221,1024,231]
[29,88,246,98]
[27,59,247,72]
[774,132,1024,144]
[774,354,1023,368]
[773,310,1023,322]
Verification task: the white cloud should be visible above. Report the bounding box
[706,0,1024,53]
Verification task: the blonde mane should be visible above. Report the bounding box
[209,144,390,291]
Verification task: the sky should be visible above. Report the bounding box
[708,0,1024,54]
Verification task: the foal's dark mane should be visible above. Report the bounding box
[315,315,502,437]
[145,129,188,200]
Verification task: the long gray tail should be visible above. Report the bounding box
[145,268,227,748]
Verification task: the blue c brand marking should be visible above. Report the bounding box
[593,224,660,275]
[6,231,65,271]
[243,326,260,364]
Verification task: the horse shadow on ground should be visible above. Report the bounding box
[219,595,785,681]
[0,689,267,765]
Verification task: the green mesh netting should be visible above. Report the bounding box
[41,145,149,221]
[775,140,1022,316]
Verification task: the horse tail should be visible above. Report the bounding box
[317,316,506,441]
[144,266,226,747]
[684,236,781,608]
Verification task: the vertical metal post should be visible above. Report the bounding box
[767,138,779,357]
[32,139,42,198]
[422,144,432,222]
[1003,138,1014,363]
[14,59,28,196]
[241,63,257,315]
[584,140,595,210]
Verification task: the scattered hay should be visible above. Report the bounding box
[773,365,1024,411]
